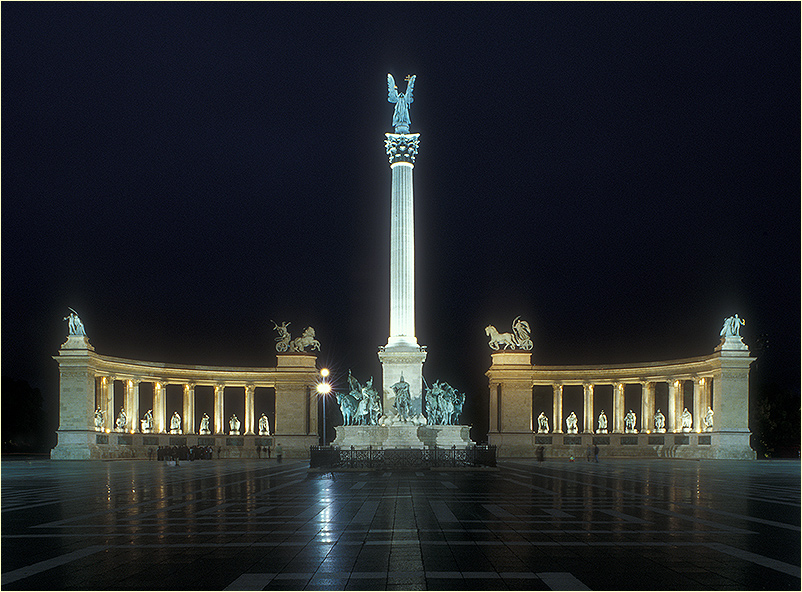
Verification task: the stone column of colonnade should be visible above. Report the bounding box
[641,382,655,432]
[552,384,563,433]
[103,376,115,431]
[612,383,625,432]
[125,379,140,433]
[214,385,225,434]
[154,382,166,433]
[183,384,195,434]
[245,385,255,435]
[583,384,594,432]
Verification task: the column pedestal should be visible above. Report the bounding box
[378,346,427,424]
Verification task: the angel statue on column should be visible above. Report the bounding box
[387,74,415,134]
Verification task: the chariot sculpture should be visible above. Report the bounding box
[485,316,533,350]
[272,320,321,352]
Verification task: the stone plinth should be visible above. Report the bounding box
[378,346,427,419]
[333,424,472,449]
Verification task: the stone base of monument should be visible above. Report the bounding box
[490,430,756,459]
[50,431,315,459]
[333,424,472,449]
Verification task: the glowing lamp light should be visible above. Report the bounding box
[320,368,330,378]
[317,382,332,395]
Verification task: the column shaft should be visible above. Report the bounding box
[583,384,594,432]
[388,162,417,346]
[126,380,139,433]
[245,385,255,435]
[642,382,655,432]
[692,379,703,433]
[154,382,166,433]
[552,384,563,433]
[613,383,625,432]
[214,385,225,434]
[667,380,678,432]
[104,377,115,431]
[183,384,195,434]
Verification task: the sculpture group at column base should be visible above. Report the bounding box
[333,424,472,449]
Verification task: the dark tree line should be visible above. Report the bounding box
[2,377,57,453]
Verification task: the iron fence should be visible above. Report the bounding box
[310,445,496,469]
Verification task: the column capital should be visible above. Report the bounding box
[385,133,420,165]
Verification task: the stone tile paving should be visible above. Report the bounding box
[1,456,799,590]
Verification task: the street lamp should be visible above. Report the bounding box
[317,368,331,446]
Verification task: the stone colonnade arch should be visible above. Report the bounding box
[51,334,320,459]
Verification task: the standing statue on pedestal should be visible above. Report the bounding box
[720,314,745,338]
[141,409,153,433]
[259,413,271,436]
[537,411,549,433]
[199,413,211,435]
[392,374,412,422]
[681,408,693,432]
[63,308,86,336]
[654,409,666,433]
[565,411,578,434]
[94,408,104,431]
[116,408,127,432]
[624,410,638,433]
[387,73,415,134]
[229,414,241,435]
[703,406,714,432]
[170,411,182,434]
[597,410,608,434]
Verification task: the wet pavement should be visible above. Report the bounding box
[2,456,799,590]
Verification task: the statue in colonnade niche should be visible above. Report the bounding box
[720,314,745,338]
[681,408,693,432]
[703,407,714,432]
[624,410,638,433]
[170,411,182,434]
[258,413,271,436]
[597,410,608,434]
[94,408,104,431]
[565,411,578,434]
[537,411,549,433]
[485,316,533,351]
[229,414,241,435]
[654,409,666,433]
[63,308,86,336]
[141,409,153,433]
[116,408,127,432]
[199,413,211,435]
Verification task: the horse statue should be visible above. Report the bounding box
[485,325,517,350]
[336,391,360,426]
[291,326,321,352]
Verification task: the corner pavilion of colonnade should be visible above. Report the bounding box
[487,326,756,459]
[51,333,320,460]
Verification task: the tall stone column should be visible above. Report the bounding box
[692,378,703,432]
[583,383,594,433]
[380,132,427,420]
[153,382,166,433]
[104,376,115,431]
[183,384,195,434]
[667,380,679,432]
[244,385,255,435]
[214,385,225,434]
[125,379,140,433]
[552,384,563,433]
[51,334,98,459]
[613,383,625,432]
[641,382,655,432]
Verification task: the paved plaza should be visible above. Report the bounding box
[1,456,799,590]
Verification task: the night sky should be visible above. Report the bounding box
[3,3,799,441]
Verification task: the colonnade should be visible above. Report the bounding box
[546,377,712,434]
[95,378,267,435]
[52,333,320,459]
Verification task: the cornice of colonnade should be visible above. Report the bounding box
[60,348,320,387]
[487,350,742,385]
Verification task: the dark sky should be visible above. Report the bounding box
[3,3,799,440]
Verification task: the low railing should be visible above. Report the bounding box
[310,445,496,469]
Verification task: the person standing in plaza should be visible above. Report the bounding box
[586,444,592,462]
[594,444,600,462]
[267,445,271,458]
[275,443,283,463]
